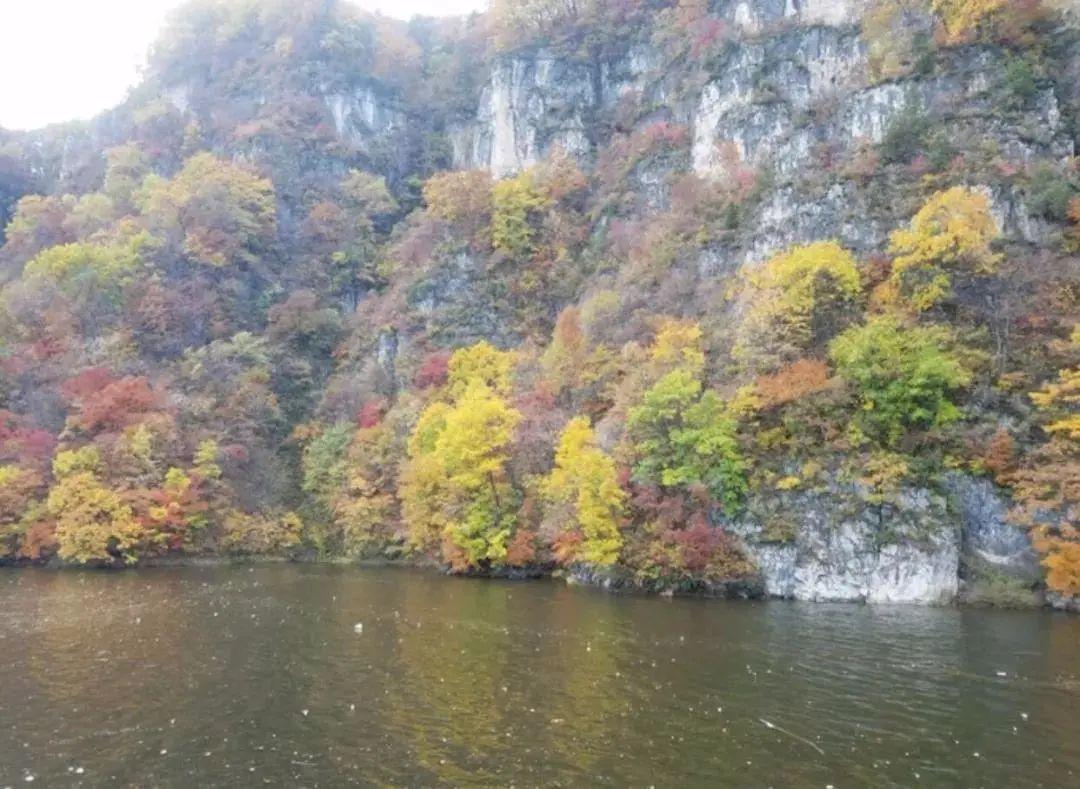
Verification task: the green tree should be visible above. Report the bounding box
[627,370,747,515]
[332,170,398,306]
[301,422,353,548]
[829,315,972,443]
[103,144,150,212]
[23,239,144,297]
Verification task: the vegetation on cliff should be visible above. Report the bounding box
[0,0,1077,599]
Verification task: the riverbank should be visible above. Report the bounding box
[5,551,1074,612]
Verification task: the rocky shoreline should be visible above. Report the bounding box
[5,544,1073,612]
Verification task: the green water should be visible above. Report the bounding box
[1,565,1077,787]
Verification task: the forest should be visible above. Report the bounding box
[0,0,1077,604]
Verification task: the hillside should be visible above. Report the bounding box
[0,0,1078,609]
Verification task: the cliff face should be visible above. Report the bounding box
[1,0,1077,605]
[414,4,1071,605]
[457,5,1072,253]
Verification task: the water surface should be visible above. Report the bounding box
[1,565,1077,786]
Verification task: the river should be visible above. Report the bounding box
[0,565,1077,787]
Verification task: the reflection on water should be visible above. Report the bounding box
[1,565,1078,786]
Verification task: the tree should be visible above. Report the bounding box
[541,306,587,398]
[543,417,625,566]
[63,374,163,435]
[735,241,862,370]
[400,342,522,570]
[422,170,493,244]
[414,351,451,389]
[753,358,834,411]
[47,447,145,565]
[1066,197,1080,253]
[887,187,1001,311]
[491,171,551,259]
[489,0,586,50]
[1010,342,1080,595]
[489,0,649,52]
[332,409,406,557]
[401,380,521,570]
[829,315,972,443]
[103,144,150,212]
[2,194,74,264]
[627,370,747,515]
[142,466,211,553]
[0,464,44,558]
[218,510,302,556]
[300,422,353,548]
[138,152,276,269]
[23,240,142,299]
[447,341,516,396]
[861,0,935,81]
[649,318,706,379]
[306,171,398,308]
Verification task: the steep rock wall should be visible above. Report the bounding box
[460,5,1073,265]
[729,474,1039,605]
[731,481,961,604]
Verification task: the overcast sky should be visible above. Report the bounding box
[0,0,487,131]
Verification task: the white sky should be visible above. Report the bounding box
[0,0,488,131]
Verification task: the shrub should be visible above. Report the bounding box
[1026,165,1078,223]
[880,105,930,165]
[754,359,834,411]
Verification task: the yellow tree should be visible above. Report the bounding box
[1011,334,1080,595]
[137,152,276,268]
[932,0,1006,43]
[332,408,411,557]
[734,241,861,371]
[436,382,522,568]
[422,169,493,244]
[1066,197,1080,252]
[887,186,1001,311]
[541,306,587,395]
[400,402,453,555]
[24,239,144,297]
[490,171,551,259]
[447,341,516,397]
[542,417,625,567]
[649,318,707,378]
[400,343,522,570]
[47,447,145,565]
